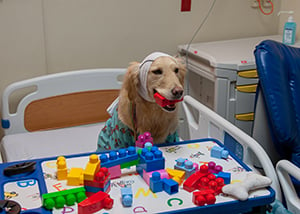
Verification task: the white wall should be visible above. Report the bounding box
[0,0,282,137]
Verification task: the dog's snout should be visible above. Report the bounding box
[172,86,183,99]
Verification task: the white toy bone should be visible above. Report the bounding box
[222,172,272,201]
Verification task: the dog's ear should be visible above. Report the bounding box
[122,62,140,101]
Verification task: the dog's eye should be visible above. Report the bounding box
[153,69,162,75]
[174,68,179,74]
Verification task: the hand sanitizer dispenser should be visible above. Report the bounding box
[278,11,297,45]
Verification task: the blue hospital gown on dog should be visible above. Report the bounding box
[97,105,179,152]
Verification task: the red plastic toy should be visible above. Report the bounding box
[78,191,113,214]
[154,92,183,107]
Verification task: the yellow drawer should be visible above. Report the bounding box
[235,112,254,121]
[236,84,257,93]
[238,69,258,78]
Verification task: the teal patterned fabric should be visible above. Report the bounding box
[97,105,179,152]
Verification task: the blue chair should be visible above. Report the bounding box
[253,40,300,213]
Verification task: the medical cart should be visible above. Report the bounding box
[178,35,282,135]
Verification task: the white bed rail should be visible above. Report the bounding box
[182,95,282,201]
[276,160,300,213]
[1,68,126,135]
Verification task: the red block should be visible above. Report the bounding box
[78,191,113,214]
[193,190,216,206]
[183,166,209,192]
[84,168,110,188]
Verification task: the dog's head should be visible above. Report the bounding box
[124,52,186,113]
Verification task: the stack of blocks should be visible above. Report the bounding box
[136,146,165,175]
[83,154,111,197]
[51,134,234,210]
[135,132,153,148]
[149,172,179,194]
[100,146,139,179]
[174,158,196,179]
[183,164,225,195]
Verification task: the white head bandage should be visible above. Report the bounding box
[138,52,175,102]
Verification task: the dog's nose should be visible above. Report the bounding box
[172,86,183,99]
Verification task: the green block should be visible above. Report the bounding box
[42,187,86,210]
[120,159,140,169]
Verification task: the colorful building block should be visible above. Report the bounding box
[217,171,231,184]
[85,180,111,194]
[100,146,138,168]
[197,174,224,194]
[78,191,113,214]
[67,168,84,186]
[149,172,164,193]
[84,154,100,181]
[135,132,153,148]
[42,187,86,210]
[56,156,68,180]
[121,187,133,207]
[210,146,229,159]
[162,178,179,195]
[136,147,165,175]
[192,190,216,206]
[143,169,170,185]
[120,159,139,169]
[174,158,196,179]
[207,161,223,174]
[107,165,122,179]
[183,165,210,192]
[165,168,185,184]
[84,167,111,194]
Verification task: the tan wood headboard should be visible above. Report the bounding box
[24,89,119,132]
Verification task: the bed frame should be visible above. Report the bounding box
[1,69,125,134]
[0,68,281,201]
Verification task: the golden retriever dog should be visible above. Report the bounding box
[97,52,186,152]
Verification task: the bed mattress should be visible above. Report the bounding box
[0,123,104,162]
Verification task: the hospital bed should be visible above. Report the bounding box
[0,68,281,202]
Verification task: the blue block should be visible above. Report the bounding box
[121,187,133,207]
[149,172,163,193]
[217,171,231,184]
[162,178,178,195]
[85,180,110,193]
[100,146,138,168]
[174,158,196,178]
[210,146,229,159]
[137,147,165,173]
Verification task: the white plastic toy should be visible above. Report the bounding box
[222,172,272,201]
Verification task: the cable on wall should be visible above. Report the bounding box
[184,0,217,95]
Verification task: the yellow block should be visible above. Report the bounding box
[67,168,84,186]
[84,154,100,181]
[165,168,185,184]
[56,157,68,180]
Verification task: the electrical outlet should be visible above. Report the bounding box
[263,0,272,8]
[251,0,259,8]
